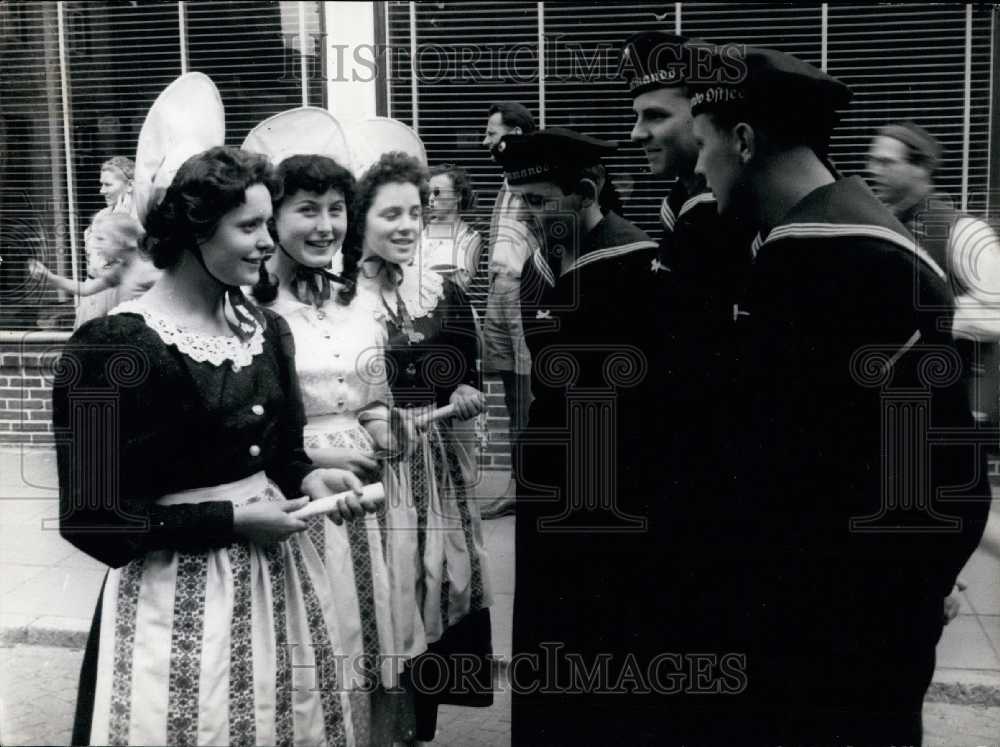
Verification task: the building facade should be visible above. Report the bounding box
[1,1,997,455]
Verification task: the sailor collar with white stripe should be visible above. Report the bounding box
[532,211,656,287]
[660,180,716,233]
[754,176,946,280]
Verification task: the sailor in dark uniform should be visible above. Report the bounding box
[493,128,680,744]
[691,47,991,744]
[621,30,760,668]
[622,30,756,332]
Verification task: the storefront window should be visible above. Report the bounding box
[0,0,322,331]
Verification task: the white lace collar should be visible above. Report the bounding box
[353,258,446,323]
[112,298,265,372]
[392,259,445,320]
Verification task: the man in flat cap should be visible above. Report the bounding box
[495,127,679,743]
[479,102,539,519]
[870,121,1000,425]
[691,47,990,743]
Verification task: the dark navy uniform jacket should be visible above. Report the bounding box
[656,178,756,535]
[736,175,990,717]
[512,210,673,741]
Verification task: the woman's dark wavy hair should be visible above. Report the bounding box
[252,154,356,304]
[143,145,280,270]
[337,151,429,306]
[428,162,475,213]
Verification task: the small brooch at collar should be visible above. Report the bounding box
[536,309,552,320]
[651,258,669,273]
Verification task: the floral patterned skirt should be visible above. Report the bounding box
[79,472,354,747]
[385,418,496,736]
[401,419,493,641]
[304,423,417,745]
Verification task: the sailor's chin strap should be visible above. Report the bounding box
[189,244,264,341]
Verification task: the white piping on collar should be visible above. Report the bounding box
[660,196,675,231]
[761,222,947,280]
[533,240,657,287]
[532,248,556,288]
[750,233,764,259]
[883,329,922,373]
[679,192,716,218]
[661,192,715,232]
[566,240,658,274]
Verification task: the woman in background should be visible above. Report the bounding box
[420,163,483,293]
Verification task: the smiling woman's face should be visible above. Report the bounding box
[197,183,275,286]
[362,181,422,264]
[99,168,129,206]
[275,188,347,268]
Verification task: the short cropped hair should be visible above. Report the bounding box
[487,102,537,134]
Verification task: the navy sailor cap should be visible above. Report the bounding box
[689,46,852,153]
[492,128,618,185]
[620,31,694,97]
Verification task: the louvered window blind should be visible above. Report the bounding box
[1,2,68,329]
[0,2,995,330]
[388,0,542,312]
[827,4,993,214]
[0,0,323,331]
[386,1,996,309]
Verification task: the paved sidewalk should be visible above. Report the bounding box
[0,448,513,746]
[2,447,999,745]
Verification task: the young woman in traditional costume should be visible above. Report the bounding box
[246,108,415,745]
[57,75,371,746]
[340,148,495,743]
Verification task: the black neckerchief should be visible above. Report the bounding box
[362,256,425,344]
[189,245,263,342]
[360,254,403,285]
[281,244,350,309]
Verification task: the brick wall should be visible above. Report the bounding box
[481,375,512,470]
[0,333,516,467]
[0,335,63,446]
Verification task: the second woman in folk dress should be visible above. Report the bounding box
[338,152,494,743]
[252,153,418,745]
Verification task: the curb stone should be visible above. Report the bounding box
[926,681,1000,707]
[0,617,89,649]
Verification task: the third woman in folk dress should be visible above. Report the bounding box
[338,152,495,743]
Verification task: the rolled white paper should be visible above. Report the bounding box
[416,404,456,426]
[291,482,386,520]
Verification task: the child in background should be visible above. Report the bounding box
[30,212,160,327]
[32,156,140,328]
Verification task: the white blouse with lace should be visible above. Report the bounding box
[269,287,390,424]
